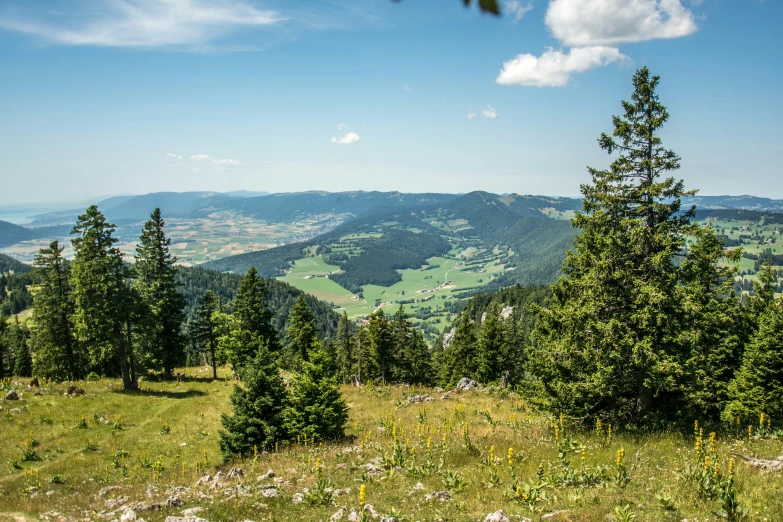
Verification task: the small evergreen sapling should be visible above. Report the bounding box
[283,348,348,442]
[219,344,288,461]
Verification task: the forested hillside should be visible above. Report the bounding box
[0,220,38,247]
[178,266,340,342]
[188,190,459,222]
[328,229,451,293]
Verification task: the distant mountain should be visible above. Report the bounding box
[98,191,234,220]
[202,191,576,289]
[0,220,39,247]
[682,195,783,212]
[187,191,461,222]
[225,190,270,198]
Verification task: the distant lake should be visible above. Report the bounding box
[0,212,34,225]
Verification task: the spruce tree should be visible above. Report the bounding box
[31,241,82,380]
[282,348,348,442]
[286,294,318,367]
[192,291,220,379]
[681,226,746,420]
[12,318,32,377]
[476,304,504,384]
[219,345,288,461]
[439,311,478,387]
[134,208,187,377]
[0,318,6,378]
[723,298,783,423]
[232,267,280,368]
[529,68,698,426]
[368,309,393,382]
[334,312,354,382]
[71,206,135,390]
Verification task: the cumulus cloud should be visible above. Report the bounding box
[331,132,360,145]
[546,0,698,47]
[497,46,628,87]
[497,0,697,87]
[482,106,498,119]
[167,152,183,160]
[467,111,477,120]
[337,123,349,130]
[506,0,534,22]
[191,154,212,161]
[0,0,283,49]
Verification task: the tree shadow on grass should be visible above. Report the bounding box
[111,388,208,399]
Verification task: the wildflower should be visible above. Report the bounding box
[760,413,765,428]
[709,432,716,454]
[581,446,586,463]
[359,484,366,506]
[704,454,710,471]
[507,447,514,468]
[748,424,753,439]
[728,457,735,476]
[554,425,560,443]
[616,448,625,467]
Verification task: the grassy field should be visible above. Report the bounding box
[1,370,782,521]
[277,246,509,335]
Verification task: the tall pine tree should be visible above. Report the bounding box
[11,318,32,378]
[231,267,279,368]
[134,208,187,377]
[31,241,82,380]
[286,294,318,367]
[192,290,220,379]
[368,309,393,382]
[334,311,354,383]
[529,68,699,426]
[71,206,135,389]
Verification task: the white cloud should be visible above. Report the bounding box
[213,158,242,169]
[331,132,360,145]
[190,154,241,169]
[402,85,413,92]
[167,152,183,160]
[0,0,283,49]
[482,106,498,119]
[467,111,477,120]
[337,123,349,130]
[506,0,534,23]
[496,46,628,87]
[545,0,698,47]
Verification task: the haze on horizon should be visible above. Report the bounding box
[1,0,781,204]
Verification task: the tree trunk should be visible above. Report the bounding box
[210,343,217,380]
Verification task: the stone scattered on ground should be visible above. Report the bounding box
[456,377,479,391]
[423,491,452,502]
[484,510,510,522]
[64,385,86,397]
[330,507,347,521]
[406,394,432,404]
[408,483,425,496]
[4,389,20,401]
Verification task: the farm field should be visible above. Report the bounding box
[278,240,512,340]
[0,215,342,267]
[1,371,782,521]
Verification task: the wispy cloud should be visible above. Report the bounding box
[190,153,242,170]
[331,132,360,145]
[402,85,413,92]
[0,0,284,49]
[505,0,533,23]
[467,111,477,120]
[482,106,498,119]
[337,123,349,130]
[167,152,183,160]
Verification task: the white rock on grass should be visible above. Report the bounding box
[484,511,510,522]
[291,492,304,504]
[423,491,452,502]
[330,507,347,522]
[120,509,137,522]
[182,508,203,517]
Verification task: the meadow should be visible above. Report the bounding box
[2,370,782,522]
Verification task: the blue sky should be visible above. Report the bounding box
[0,0,781,204]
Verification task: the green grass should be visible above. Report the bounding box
[1,373,782,521]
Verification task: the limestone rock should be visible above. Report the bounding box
[484,510,510,522]
[423,491,452,502]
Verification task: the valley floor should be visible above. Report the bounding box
[1,370,782,521]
